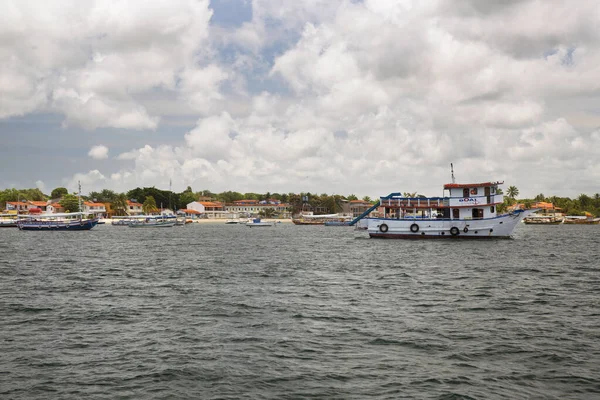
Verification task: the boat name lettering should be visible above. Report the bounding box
[459,198,478,203]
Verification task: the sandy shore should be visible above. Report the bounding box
[191,218,293,224]
[100,218,294,224]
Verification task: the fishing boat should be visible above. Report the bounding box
[17,181,99,231]
[563,214,600,225]
[522,214,564,224]
[246,218,274,227]
[17,212,99,231]
[128,216,176,228]
[292,214,352,225]
[0,214,18,228]
[351,177,533,239]
[324,220,352,226]
[522,202,564,224]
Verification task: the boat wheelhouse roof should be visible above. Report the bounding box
[443,181,502,189]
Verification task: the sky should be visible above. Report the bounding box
[1,0,599,199]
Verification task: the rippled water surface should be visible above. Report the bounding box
[1,223,599,399]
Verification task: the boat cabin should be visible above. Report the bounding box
[379,182,504,221]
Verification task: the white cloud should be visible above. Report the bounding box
[88,145,109,160]
[0,0,216,129]
[65,170,107,193]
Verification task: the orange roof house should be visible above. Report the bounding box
[532,202,562,210]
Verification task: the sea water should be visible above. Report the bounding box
[1,224,599,399]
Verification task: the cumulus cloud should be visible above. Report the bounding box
[65,170,107,193]
[88,145,109,160]
[0,0,218,129]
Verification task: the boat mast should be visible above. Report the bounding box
[78,181,82,219]
[77,181,83,219]
[450,163,456,184]
[169,178,173,212]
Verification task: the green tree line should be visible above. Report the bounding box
[499,186,600,216]
[0,186,374,216]
[3,186,600,217]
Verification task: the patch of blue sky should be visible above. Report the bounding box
[0,112,187,191]
[543,48,558,59]
[561,46,575,66]
[215,38,295,96]
[209,0,252,28]
[543,46,576,66]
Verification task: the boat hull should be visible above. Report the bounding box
[367,211,529,239]
[0,222,17,228]
[129,221,176,228]
[18,219,99,231]
[523,220,563,225]
[292,220,323,225]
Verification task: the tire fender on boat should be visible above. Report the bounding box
[410,223,419,233]
[379,223,389,233]
[450,227,460,236]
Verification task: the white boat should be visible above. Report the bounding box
[0,214,18,228]
[563,215,600,225]
[356,180,533,239]
[292,213,352,225]
[128,216,176,228]
[246,218,275,227]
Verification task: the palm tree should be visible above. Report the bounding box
[112,194,129,216]
[143,196,159,214]
[506,186,519,199]
[259,208,275,218]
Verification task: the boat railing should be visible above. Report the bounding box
[379,197,446,208]
[380,194,503,208]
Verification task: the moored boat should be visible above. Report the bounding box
[17,212,99,231]
[522,215,564,225]
[246,218,274,227]
[292,214,352,225]
[0,214,19,228]
[353,180,532,239]
[128,216,176,228]
[563,214,600,225]
[522,202,564,224]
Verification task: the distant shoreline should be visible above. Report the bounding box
[100,218,294,224]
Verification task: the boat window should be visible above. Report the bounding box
[472,209,484,219]
[452,209,460,219]
[463,188,469,197]
[470,188,478,195]
[490,206,495,213]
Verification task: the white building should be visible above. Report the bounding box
[83,201,107,216]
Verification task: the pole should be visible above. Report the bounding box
[78,181,82,219]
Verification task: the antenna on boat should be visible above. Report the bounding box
[450,163,456,184]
